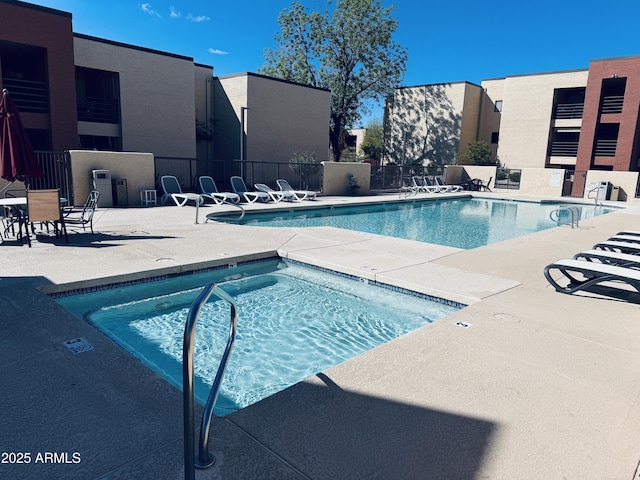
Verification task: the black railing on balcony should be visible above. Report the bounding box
[594,139,617,156]
[601,95,624,114]
[2,77,49,113]
[554,102,584,119]
[548,141,579,157]
[77,96,120,124]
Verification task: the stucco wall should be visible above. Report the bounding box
[69,150,155,207]
[386,82,474,165]
[73,36,198,158]
[322,162,371,195]
[214,73,330,166]
[584,170,639,202]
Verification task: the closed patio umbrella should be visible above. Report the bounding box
[0,88,44,185]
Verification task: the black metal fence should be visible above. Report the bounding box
[369,164,445,191]
[31,151,73,203]
[153,158,323,192]
[494,168,521,190]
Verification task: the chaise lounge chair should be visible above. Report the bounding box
[254,183,290,202]
[160,175,204,206]
[435,176,464,192]
[198,176,240,205]
[574,249,640,269]
[424,176,450,193]
[607,234,640,244]
[593,240,640,255]
[410,176,433,193]
[544,258,640,296]
[276,179,317,201]
[230,176,270,203]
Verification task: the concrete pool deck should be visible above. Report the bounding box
[1,192,639,479]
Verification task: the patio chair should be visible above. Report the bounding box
[230,176,269,203]
[478,177,493,192]
[543,258,640,298]
[435,176,463,192]
[198,176,240,205]
[26,188,68,246]
[276,179,317,200]
[160,175,204,207]
[63,190,100,234]
[254,183,292,202]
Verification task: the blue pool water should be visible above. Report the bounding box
[55,259,460,415]
[215,198,615,249]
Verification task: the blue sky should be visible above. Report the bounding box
[24,0,640,125]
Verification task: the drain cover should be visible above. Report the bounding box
[63,337,94,354]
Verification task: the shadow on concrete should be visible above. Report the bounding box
[31,231,177,248]
[224,372,496,480]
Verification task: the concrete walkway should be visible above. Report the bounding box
[1,192,639,479]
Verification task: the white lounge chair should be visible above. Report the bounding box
[617,230,640,237]
[574,249,640,269]
[160,175,204,206]
[435,176,463,192]
[411,176,438,193]
[544,258,640,296]
[424,176,450,193]
[276,179,317,200]
[593,240,640,255]
[198,176,240,205]
[254,183,290,202]
[230,176,269,203]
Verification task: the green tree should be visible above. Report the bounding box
[261,0,407,162]
[461,141,494,165]
[360,118,383,162]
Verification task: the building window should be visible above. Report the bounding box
[494,100,503,113]
[552,87,585,119]
[491,132,499,144]
[600,77,625,114]
[75,67,121,124]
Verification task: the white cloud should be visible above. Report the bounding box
[141,3,161,17]
[169,6,181,18]
[208,48,229,56]
[187,14,210,22]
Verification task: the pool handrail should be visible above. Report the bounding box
[183,283,238,479]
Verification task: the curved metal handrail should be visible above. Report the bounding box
[183,283,238,479]
[550,206,581,229]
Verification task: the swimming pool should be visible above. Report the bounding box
[213,198,615,249]
[55,259,460,416]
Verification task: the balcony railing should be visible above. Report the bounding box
[1,77,48,113]
[77,96,120,124]
[554,102,584,119]
[548,141,579,157]
[601,95,624,114]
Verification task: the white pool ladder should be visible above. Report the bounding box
[183,283,238,480]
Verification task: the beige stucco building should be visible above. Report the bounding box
[213,73,330,164]
[385,82,483,166]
